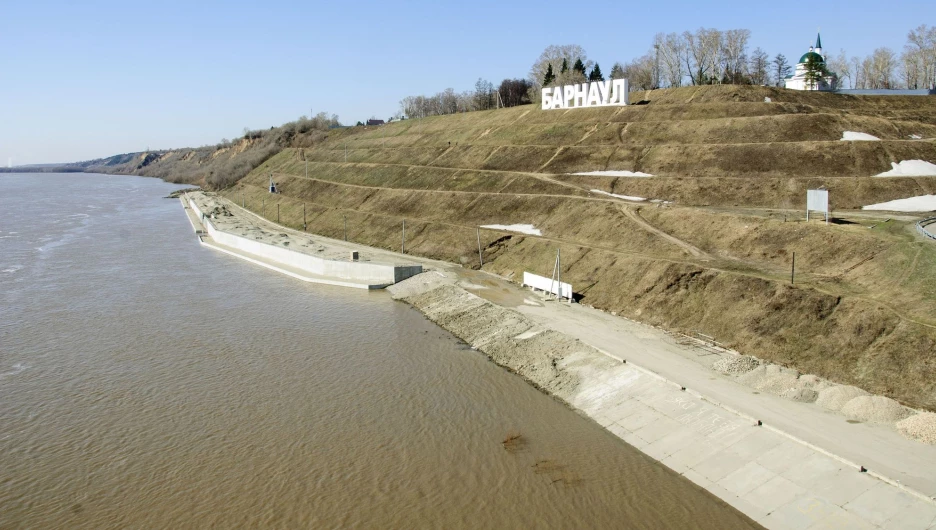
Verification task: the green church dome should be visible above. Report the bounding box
[799,51,824,64]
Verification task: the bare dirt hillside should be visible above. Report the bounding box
[223,85,936,411]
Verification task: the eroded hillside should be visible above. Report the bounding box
[222,85,936,410]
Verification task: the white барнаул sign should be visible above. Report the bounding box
[542,79,629,110]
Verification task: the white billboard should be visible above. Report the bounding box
[807,189,829,222]
[542,79,629,110]
[523,271,573,301]
[807,189,829,213]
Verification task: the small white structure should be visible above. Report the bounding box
[807,189,830,223]
[269,175,277,193]
[785,34,836,91]
[523,271,573,301]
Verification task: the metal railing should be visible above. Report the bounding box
[917,217,936,241]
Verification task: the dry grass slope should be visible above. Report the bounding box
[223,85,936,410]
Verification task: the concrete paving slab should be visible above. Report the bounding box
[756,441,818,475]
[683,469,766,521]
[591,413,615,428]
[641,439,672,463]
[693,446,752,482]
[605,422,630,440]
[726,428,786,461]
[665,437,730,470]
[619,430,650,451]
[604,398,649,424]
[742,475,808,514]
[882,500,936,530]
[718,461,778,497]
[617,407,664,432]
[805,505,877,530]
[761,496,842,530]
[649,425,702,459]
[807,469,878,506]
[843,481,918,527]
[782,453,846,488]
[634,415,684,444]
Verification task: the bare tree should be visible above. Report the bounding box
[497,79,532,107]
[906,25,936,89]
[474,78,495,110]
[720,29,751,83]
[654,32,687,87]
[748,47,770,85]
[826,50,850,89]
[529,44,591,87]
[621,54,655,90]
[868,47,898,88]
[851,55,866,89]
[901,48,923,89]
[684,28,722,84]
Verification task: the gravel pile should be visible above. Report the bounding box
[841,395,913,424]
[896,413,936,445]
[781,388,819,403]
[816,385,870,412]
[712,355,760,375]
[738,364,800,396]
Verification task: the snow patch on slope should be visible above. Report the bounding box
[863,195,936,212]
[480,224,542,236]
[572,170,655,177]
[874,160,936,177]
[841,131,880,141]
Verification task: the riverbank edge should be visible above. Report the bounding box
[180,193,420,289]
[387,272,936,529]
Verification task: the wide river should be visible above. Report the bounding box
[0,173,756,529]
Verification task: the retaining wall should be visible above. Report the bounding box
[189,197,421,284]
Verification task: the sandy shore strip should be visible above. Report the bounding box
[389,272,936,530]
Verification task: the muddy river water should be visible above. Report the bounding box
[0,173,756,528]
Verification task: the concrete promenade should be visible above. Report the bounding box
[493,288,936,529]
[180,192,422,289]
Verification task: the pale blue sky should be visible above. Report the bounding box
[1,0,932,165]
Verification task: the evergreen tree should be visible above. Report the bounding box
[560,58,569,74]
[543,63,555,86]
[773,54,792,87]
[803,55,826,90]
[588,63,604,82]
[572,58,586,76]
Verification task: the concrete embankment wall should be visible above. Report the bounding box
[188,196,421,284]
[388,273,936,529]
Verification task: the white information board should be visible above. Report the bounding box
[807,189,829,222]
[807,189,829,213]
[523,271,573,301]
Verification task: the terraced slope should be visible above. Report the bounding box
[222,85,936,410]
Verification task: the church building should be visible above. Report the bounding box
[784,34,837,91]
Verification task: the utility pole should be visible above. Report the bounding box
[344,215,347,241]
[277,204,280,223]
[401,219,406,254]
[477,227,483,267]
[791,252,796,285]
[303,203,306,231]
